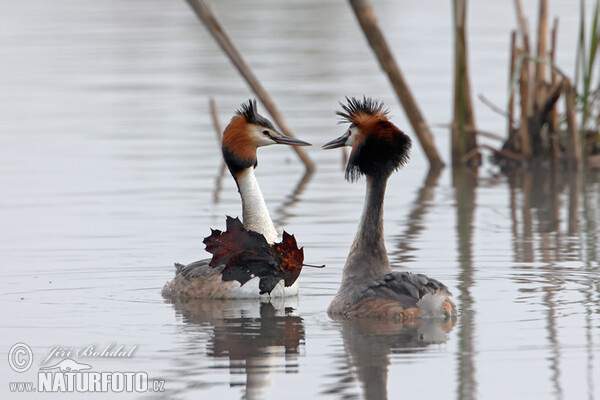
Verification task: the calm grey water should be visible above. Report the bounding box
[1,0,599,399]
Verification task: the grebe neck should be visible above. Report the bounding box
[234,168,279,243]
[342,174,392,282]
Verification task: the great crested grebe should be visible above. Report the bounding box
[324,97,457,320]
[162,100,311,299]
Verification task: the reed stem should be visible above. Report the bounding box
[348,0,444,168]
[451,0,479,167]
[185,0,315,172]
[563,78,582,169]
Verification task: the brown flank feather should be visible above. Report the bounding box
[346,297,421,321]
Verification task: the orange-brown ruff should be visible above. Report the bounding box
[221,115,257,168]
[163,100,311,299]
[324,96,457,320]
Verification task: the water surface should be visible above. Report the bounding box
[1,1,599,399]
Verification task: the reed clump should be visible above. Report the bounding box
[492,0,600,170]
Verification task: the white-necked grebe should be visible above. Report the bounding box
[163,100,311,299]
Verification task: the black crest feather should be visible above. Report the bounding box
[345,126,412,181]
[336,97,411,181]
[236,99,276,130]
[336,96,389,124]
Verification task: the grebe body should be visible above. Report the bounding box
[163,100,309,299]
[324,97,456,320]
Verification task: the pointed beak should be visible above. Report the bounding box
[271,133,312,146]
[322,133,349,149]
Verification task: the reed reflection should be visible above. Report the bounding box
[391,166,443,264]
[505,167,600,264]
[507,167,599,400]
[273,170,314,227]
[452,167,478,400]
[166,298,304,400]
[388,166,479,398]
[579,170,599,400]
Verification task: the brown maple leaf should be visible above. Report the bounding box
[203,216,322,294]
[272,232,304,287]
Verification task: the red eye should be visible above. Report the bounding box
[263,130,270,136]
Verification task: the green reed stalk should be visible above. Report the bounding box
[575,0,600,131]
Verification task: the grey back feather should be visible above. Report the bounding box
[358,271,450,308]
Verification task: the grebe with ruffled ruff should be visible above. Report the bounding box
[324,97,456,320]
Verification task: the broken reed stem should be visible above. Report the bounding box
[549,18,559,126]
[513,0,539,151]
[518,48,533,156]
[543,78,564,117]
[563,78,582,169]
[472,129,505,141]
[452,0,479,167]
[514,0,531,53]
[209,98,228,203]
[508,30,517,134]
[348,0,444,168]
[480,143,524,163]
[534,0,549,113]
[185,0,315,173]
[209,98,224,141]
[549,17,560,166]
[514,0,534,148]
[433,123,505,141]
[478,94,517,126]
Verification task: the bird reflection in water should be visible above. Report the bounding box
[166,298,304,399]
[325,316,456,400]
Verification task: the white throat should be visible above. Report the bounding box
[235,168,280,243]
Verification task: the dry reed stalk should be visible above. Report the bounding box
[518,47,533,156]
[433,123,505,141]
[549,18,560,167]
[514,0,534,126]
[480,144,524,163]
[514,0,531,52]
[186,0,315,172]
[534,0,549,113]
[563,78,582,169]
[471,129,505,142]
[478,94,515,123]
[508,30,517,135]
[549,19,560,135]
[542,78,564,115]
[209,98,227,203]
[451,0,479,167]
[209,98,224,141]
[348,0,444,168]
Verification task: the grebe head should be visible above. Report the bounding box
[323,96,412,181]
[222,100,311,176]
